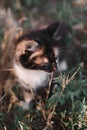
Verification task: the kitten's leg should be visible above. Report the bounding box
[20,90,35,110]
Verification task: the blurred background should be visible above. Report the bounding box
[0,0,87,130]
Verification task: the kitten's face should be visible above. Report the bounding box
[15,39,58,72]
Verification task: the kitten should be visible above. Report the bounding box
[13,22,68,110]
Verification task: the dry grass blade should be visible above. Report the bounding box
[46,105,56,128]
[0,93,7,102]
[1,68,15,72]
[60,67,80,90]
[7,90,18,112]
[4,126,7,130]
[46,72,54,100]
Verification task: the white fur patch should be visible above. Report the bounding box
[57,60,67,71]
[14,62,50,90]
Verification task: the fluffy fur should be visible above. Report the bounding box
[14,62,50,90]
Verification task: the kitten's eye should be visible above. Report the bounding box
[25,49,29,54]
[25,49,32,56]
[26,45,31,49]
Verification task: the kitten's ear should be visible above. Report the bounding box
[47,22,71,41]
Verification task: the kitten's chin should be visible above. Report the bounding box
[13,62,51,90]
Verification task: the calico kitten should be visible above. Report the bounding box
[14,22,68,110]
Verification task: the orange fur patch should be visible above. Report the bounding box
[29,47,45,61]
[16,40,38,57]
[34,57,48,65]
